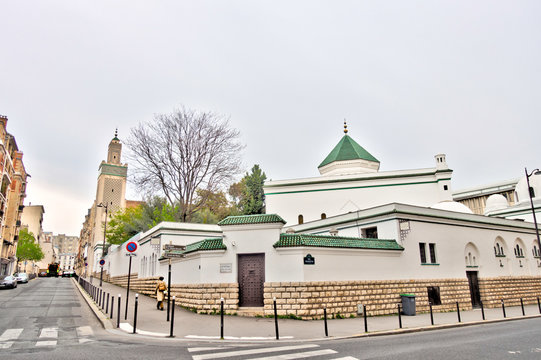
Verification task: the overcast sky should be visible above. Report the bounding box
[1,1,540,235]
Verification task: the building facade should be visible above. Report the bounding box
[0,115,28,275]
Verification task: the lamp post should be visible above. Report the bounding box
[525,168,541,263]
[97,202,109,287]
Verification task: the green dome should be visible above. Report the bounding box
[318,135,379,169]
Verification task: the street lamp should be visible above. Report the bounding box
[96,202,109,287]
[525,168,541,265]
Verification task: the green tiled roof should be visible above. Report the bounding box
[318,135,379,168]
[274,233,403,251]
[218,214,286,226]
[168,238,226,255]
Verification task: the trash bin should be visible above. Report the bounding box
[400,294,416,316]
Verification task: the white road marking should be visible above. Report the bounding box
[248,348,337,359]
[0,328,23,341]
[119,323,168,337]
[0,342,14,349]
[192,345,319,360]
[331,357,360,360]
[39,327,58,338]
[188,347,228,352]
[76,326,93,337]
[36,340,57,346]
[79,338,93,344]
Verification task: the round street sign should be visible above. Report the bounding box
[126,241,138,253]
[99,259,105,266]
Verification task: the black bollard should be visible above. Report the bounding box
[117,294,121,328]
[220,298,224,340]
[481,301,485,320]
[520,298,525,316]
[169,296,175,338]
[111,296,115,319]
[106,293,110,314]
[538,297,541,314]
[323,308,328,337]
[99,289,102,307]
[501,299,506,318]
[398,304,402,329]
[363,305,368,333]
[273,297,279,340]
[133,294,138,334]
[456,302,461,323]
[429,302,434,325]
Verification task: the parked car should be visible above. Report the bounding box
[14,273,29,283]
[62,270,74,277]
[0,275,17,289]
[38,271,47,277]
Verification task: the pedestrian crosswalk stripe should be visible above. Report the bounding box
[248,348,338,359]
[0,328,23,341]
[331,357,359,360]
[36,340,57,346]
[192,345,319,360]
[39,327,58,338]
[76,326,93,337]
[188,347,227,353]
[0,342,14,349]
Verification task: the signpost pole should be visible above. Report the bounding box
[167,258,171,322]
[125,256,132,320]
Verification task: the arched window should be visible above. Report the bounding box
[321,213,326,219]
[298,214,304,224]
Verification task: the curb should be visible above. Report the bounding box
[71,278,113,330]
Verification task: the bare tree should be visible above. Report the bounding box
[127,107,243,222]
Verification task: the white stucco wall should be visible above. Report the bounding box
[265,168,453,225]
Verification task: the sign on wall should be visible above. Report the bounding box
[304,254,315,265]
[220,263,232,273]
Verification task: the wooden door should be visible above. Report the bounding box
[238,254,265,307]
[467,271,481,308]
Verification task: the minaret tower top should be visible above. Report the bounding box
[107,129,122,165]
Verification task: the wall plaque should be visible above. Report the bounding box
[220,263,232,273]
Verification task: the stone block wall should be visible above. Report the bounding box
[169,283,239,313]
[263,279,472,319]
[479,276,541,307]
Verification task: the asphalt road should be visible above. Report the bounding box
[1,277,540,359]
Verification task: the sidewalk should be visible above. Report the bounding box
[75,277,541,342]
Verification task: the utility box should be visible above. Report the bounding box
[400,294,416,316]
[357,304,364,315]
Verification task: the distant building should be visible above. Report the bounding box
[0,115,28,275]
[453,179,518,215]
[20,205,47,273]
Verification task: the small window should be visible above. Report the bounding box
[429,243,437,263]
[419,243,427,263]
[443,185,448,191]
[362,227,378,239]
[427,286,441,305]
[321,213,326,219]
[298,215,304,225]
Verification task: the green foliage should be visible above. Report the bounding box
[229,164,267,215]
[106,197,180,245]
[16,228,44,262]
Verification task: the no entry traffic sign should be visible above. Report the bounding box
[99,259,105,266]
[126,241,138,253]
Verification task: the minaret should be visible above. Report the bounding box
[89,130,128,277]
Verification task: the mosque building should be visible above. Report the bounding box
[102,122,541,319]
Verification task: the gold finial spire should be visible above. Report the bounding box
[115,128,118,138]
[343,119,348,134]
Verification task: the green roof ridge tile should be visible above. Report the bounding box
[218,214,286,226]
[273,233,403,251]
[318,135,379,168]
